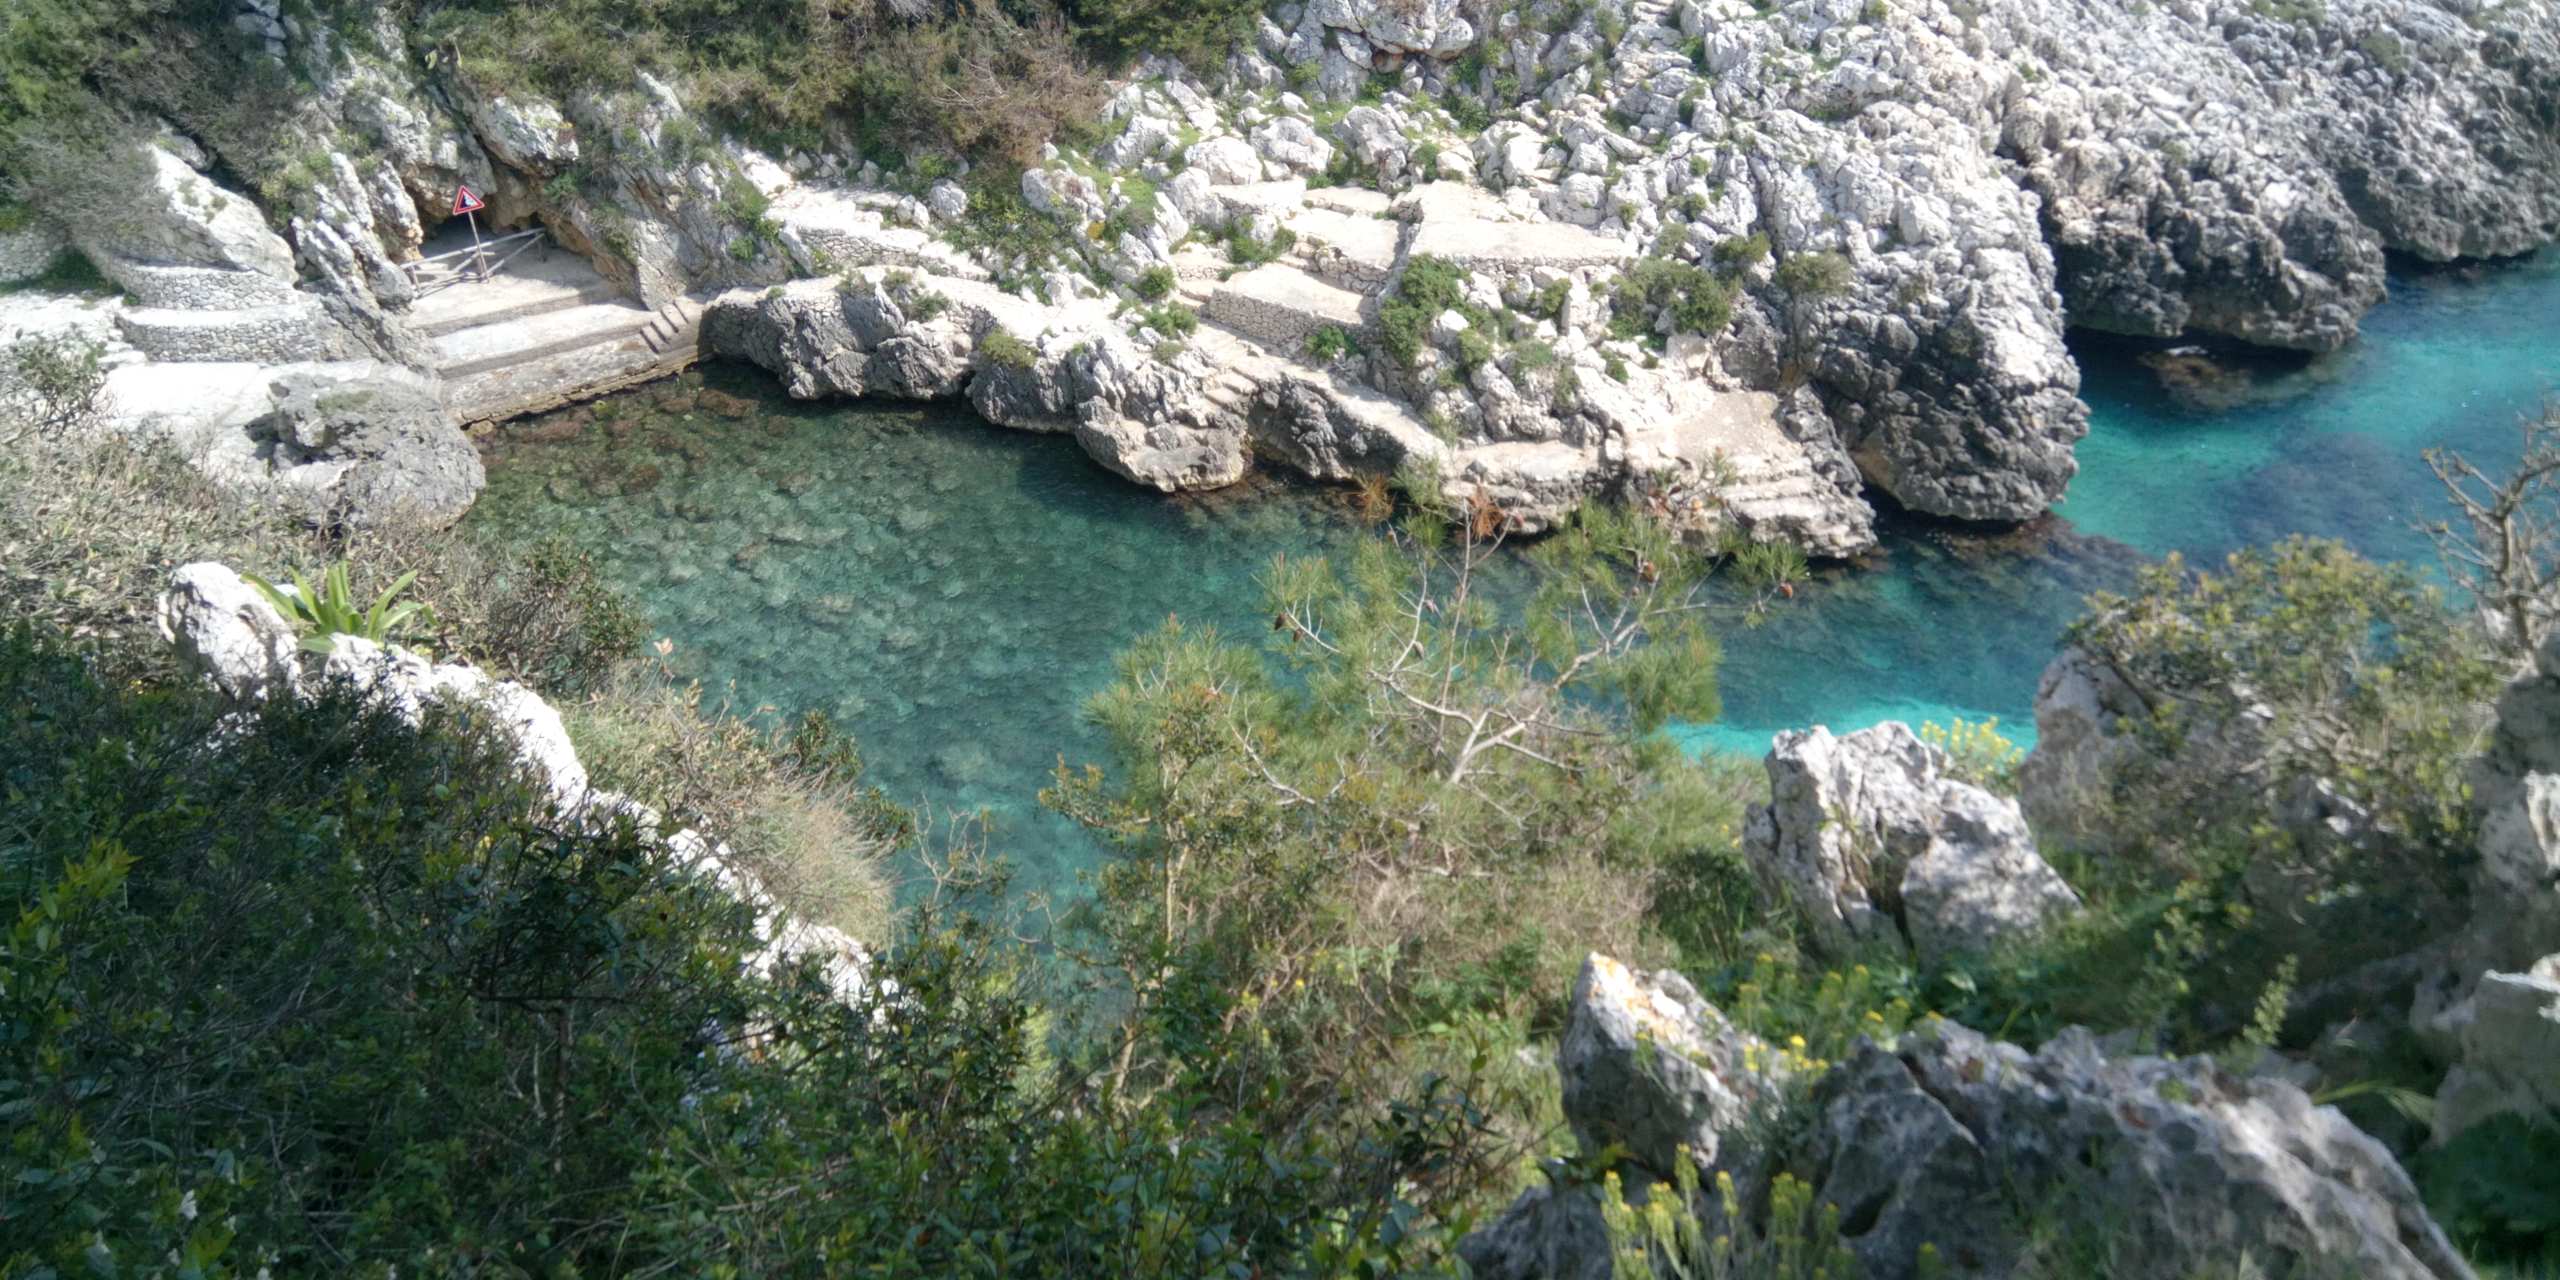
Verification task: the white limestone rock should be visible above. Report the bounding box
[157,562,304,705]
[1744,722,2078,963]
[1805,1021,2475,1280]
[1184,135,1269,186]
[2430,955,2560,1145]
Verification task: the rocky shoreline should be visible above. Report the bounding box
[1,0,2553,551]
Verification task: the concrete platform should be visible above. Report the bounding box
[406,248,625,338]
[1282,206,1405,291]
[1404,218,1634,272]
[1206,263,1369,352]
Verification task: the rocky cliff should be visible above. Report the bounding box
[2,0,2552,545]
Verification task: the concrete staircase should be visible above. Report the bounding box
[406,251,703,426]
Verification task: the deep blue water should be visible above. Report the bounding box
[465,250,2560,901]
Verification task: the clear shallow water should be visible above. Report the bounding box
[466,251,2560,899]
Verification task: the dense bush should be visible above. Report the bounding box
[1772,251,1853,298]
[1046,503,1769,1176]
[1380,254,1479,366]
[0,628,1474,1276]
[422,0,1104,168]
[1613,257,1736,340]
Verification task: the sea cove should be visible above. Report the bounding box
[466,250,2560,900]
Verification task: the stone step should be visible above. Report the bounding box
[413,279,624,338]
[116,302,332,364]
[1206,263,1371,353]
[640,298,701,354]
[101,259,299,311]
[1278,206,1403,293]
[432,300,659,379]
[443,334,695,427]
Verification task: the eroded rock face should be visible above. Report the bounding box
[2468,631,2560,965]
[705,277,1247,492]
[1558,953,1787,1180]
[1744,723,2079,963]
[2429,955,2560,1145]
[250,371,485,528]
[1808,1022,2475,1280]
[157,562,303,705]
[1461,953,1785,1280]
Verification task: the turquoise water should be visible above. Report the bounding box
[466,251,2560,900]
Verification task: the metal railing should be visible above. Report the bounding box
[402,228,546,297]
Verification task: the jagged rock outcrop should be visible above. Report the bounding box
[1744,723,2080,963]
[156,561,869,1003]
[1461,954,1787,1280]
[2428,954,2560,1145]
[248,371,485,528]
[2411,631,2560,1097]
[1465,960,2472,1280]
[703,275,1249,492]
[2465,629,2560,966]
[1804,1021,2475,1280]
[10,0,2553,540]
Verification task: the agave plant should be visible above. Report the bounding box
[243,563,435,654]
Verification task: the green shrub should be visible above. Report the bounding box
[1613,257,1736,338]
[2413,1117,2560,1269]
[1714,232,1772,267]
[0,626,1467,1276]
[0,329,105,437]
[1306,324,1358,361]
[1138,302,1198,336]
[419,0,1103,168]
[243,562,436,653]
[1378,254,1475,366]
[1224,223,1298,265]
[982,328,1040,370]
[1772,250,1853,297]
[1134,264,1176,300]
[1048,505,1744,1147]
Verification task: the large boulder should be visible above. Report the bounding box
[1806,1021,2475,1280]
[78,141,296,282]
[2428,955,2560,1145]
[157,561,303,704]
[2466,630,2560,966]
[1556,953,1787,1182]
[1744,723,2079,964]
[249,372,485,528]
[1460,954,1785,1280]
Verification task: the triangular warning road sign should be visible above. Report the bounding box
[451,184,485,216]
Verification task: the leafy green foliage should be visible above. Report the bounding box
[983,328,1041,370]
[1600,1158,1861,1280]
[1380,254,1480,367]
[2066,538,2498,883]
[244,561,434,654]
[2412,1117,2560,1269]
[1138,302,1198,337]
[1133,264,1176,301]
[0,626,1476,1277]
[0,329,105,440]
[1225,222,1299,265]
[1306,324,1359,362]
[1613,257,1736,340]
[1044,503,1771,1175]
[1918,716,2023,792]
[1069,0,1265,69]
[422,0,1102,168]
[1773,251,1854,297]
